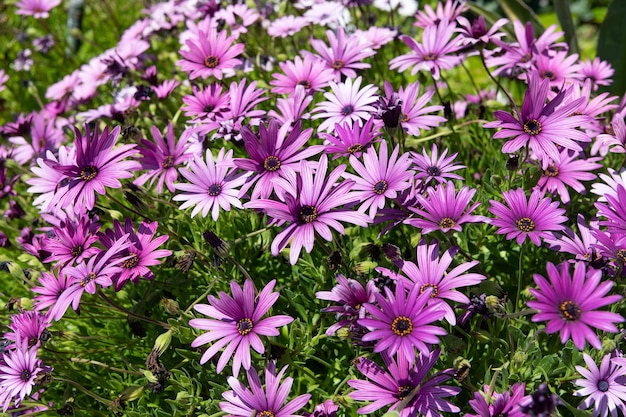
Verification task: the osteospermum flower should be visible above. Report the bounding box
[181,84,230,121]
[15,0,61,18]
[0,339,44,412]
[321,117,381,159]
[580,57,614,90]
[177,29,244,80]
[411,144,465,185]
[595,185,626,235]
[43,217,101,268]
[484,72,589,168]
[387,81,446,137]
[267,15,309,38]
[359,280,446,361]
[575,353,626,417]
[173,148,249,220]
[343,140,413,218]
[488,188,567,246]
[270,55,335,95]
[466,383,526,417]
[414,0,467,28]
[348,349,460,417]
[220,363,311,417]
[189,279,293,375]
[527,261,624,350]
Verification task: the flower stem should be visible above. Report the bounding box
[515,243,524,311]
[479,49,520,116]
[97,290,171,329]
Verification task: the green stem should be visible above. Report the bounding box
[97,290,170,329]
[479,49,519,116]
[54,377,111,406]
[516,244,524,311]
[70,358,143,375]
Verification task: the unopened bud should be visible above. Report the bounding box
[153,330,172,356]
[161,298,179,315]
[203,230,230,257]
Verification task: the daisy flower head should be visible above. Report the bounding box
[591,169,626,203]
[343,140,414,218]
[177,29,244,80]
[189,279,293,375]
[389,19,463,80]
[173,148,249,220]
[597,114,626,154]
[413,0,468,28]
[488,188,567,246]
[484,71,589,168]
[527,261,624,350]
[456,15,508,47]
[528,50,581,88]
[0,338,44,413]
[320,117,381,159]
[312,76,378,133]
[411,144,465,185]
[270,55,335,95]
[580,57,614,90]
[384,81,446,137]
[358,279,447,361]
[348,348,460,417]
[267,15,309,38]
[181,84,230,121]
[43,217,101,268]
[268,85,314,125]
[15,0,61,18]
[214,4,259,38]
[466,383,526,417]
[595,184,626,236]
[545,214,600,264]
[220,363,311,417]
[575,353,626,417]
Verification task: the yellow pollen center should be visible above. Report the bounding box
[121,253,139,269]
[560,300,581,321]
[373,180,388,195]
[439,217,455,229]
[391,316,413,336]
[81,272,97,287]
[80,166,98,181]
[236,318,254,335]
[161,155,175,169]
[516,217,535,232]
[299,205,318,223]
[347,144,363,155]
[544,165,559,177]
[420,283,439,298]
[523,119,542,135]
[331,60,345,70]
[204,55,220,68]
[263,156,281,172]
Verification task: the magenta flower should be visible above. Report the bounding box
[189,279,293,375]
[173,148,249,220]
[0,339,44,412]
[575,353,626,417]
[348,349,460,417]
[4,311,51,348]
[595,185,626,235]
[32,269,72,315]
[411,144,465,185]
[406,181,486,234]
[245,155,370,265]
[177,29,244,80]
[545,215,600,263]
[181,84,230,121]
[414,0,467,28]
[343,140,413,218]
[527,261,624,350]
[385,81,446,136]
[488,188,567,246]
[15,0,61,18]
[134,123,193,194]
[267,15,309,38]
[580,57,614,90]
[389,19,463,80]
[359,280,446,361]
[466,383,526,417]
[220,363,311,417]
[43,217,101,268]
[270,55,334,95]
[312,76,378,133]
[268,86,314,125]
[320,117,381,160]
[484,72,589,168]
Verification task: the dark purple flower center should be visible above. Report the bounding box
[331,60,345,70]
[420,283,439,298]
[439,217,455,229]
[204,55,220,68]
[297,80,311,89]
[341,105,354,116]
[544,164,559,177]
[523,119,542,136]
[204,104,215,113]
[347,144,363,155]
[81,271,97,287]
[391,316,413,336]
[541,70,556,81]
[426,166,441,176]
[598,379,610,392]
[71,245,84,257]
[161,155,175,169]
[208,184,222,197]
[236,318,254,335]
[423,52,438,61]
[396,384,414,400]
[299,205,318,223]
[80,165,99,181]
[618,249,626,264]
[516,217,535,232]
[559,300,581,321]
[122,253,139,269]
[258,410,275,417]
[20,369,32,382]
[373,180,388,195]
[263,156,281,172]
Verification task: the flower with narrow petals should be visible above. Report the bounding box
[177,29,244,80]
[411,144,465,185]
[580,57,614,90]
[413,0,467,28]
[321,117,381,159]
[190,279,293,375]
[270,55,335,95]
[0,338,44,412]
[595,185,626,235]
[15,0,61,18]
[466,383,526,417]
[575,353,626,417]
[527,261,624,350]
[43,217,101,268]
[488,188,567,246]
[386,81,446,136]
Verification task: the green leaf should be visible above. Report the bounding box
[497,0,544,33]
[554,0,579,54]
[597,0,626,96]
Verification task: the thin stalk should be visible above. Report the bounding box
[97,290,171,329]
[515,244,524,311]
[54,377,111,406]
[479,49,519,116]
[70,358,144,375]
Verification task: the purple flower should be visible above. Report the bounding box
[575,353,626,417]
[15,0,61,18]
[580,57,614,90]
[32,269,72,315]
[545,214,600,263]
[359,280,446,361]
[220,363,311,417]
[488,188,567,246]
[466,383,526,417]
[595,185,626,235]
[348,348,460,417]
[320,117,381,160]
[177,29,244,80]
[411,144,465,185]
[182,84,230,121]
[414,0,467,28]
[386,81,446,136]
[4,311,51,348]
[43,217,101,268]
[270,55,334,95]
[527,261,624,350]
[246,155,370,265]
[189,279,293,375]
[0,338,44,412]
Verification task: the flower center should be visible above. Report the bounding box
[121,253,139,269]
[258,411,275,417]
[523,119,542,135]
[204,104,215,113]
[204,55,220,68]
[341,105,354,116]
[618,249,626,264]
[397,384,414,400]
[400,113,409,123]
[598,379,610,392]
[208,184,222,197]
[331,60,345,70]
[516,217,535,232]
[297,80,311,89]
[161,155,175,169]
[423,52,438,61]
[236,318,254,335]
[541,70,556,81]
[391,316,413,336]
[80,166,99,181]
[426,166,441,176]
[373,180,388,195]
[263,156,281,172]
[81,271,96,287]
[559,300,582,321]
[71,245,83,257]
[439,217,455,229]
[420,283,439,298]
[347,144,363,155]
[20,369,32,382]
[299,205,318,223]
[544,164,559,177]
[520,53,532,63]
